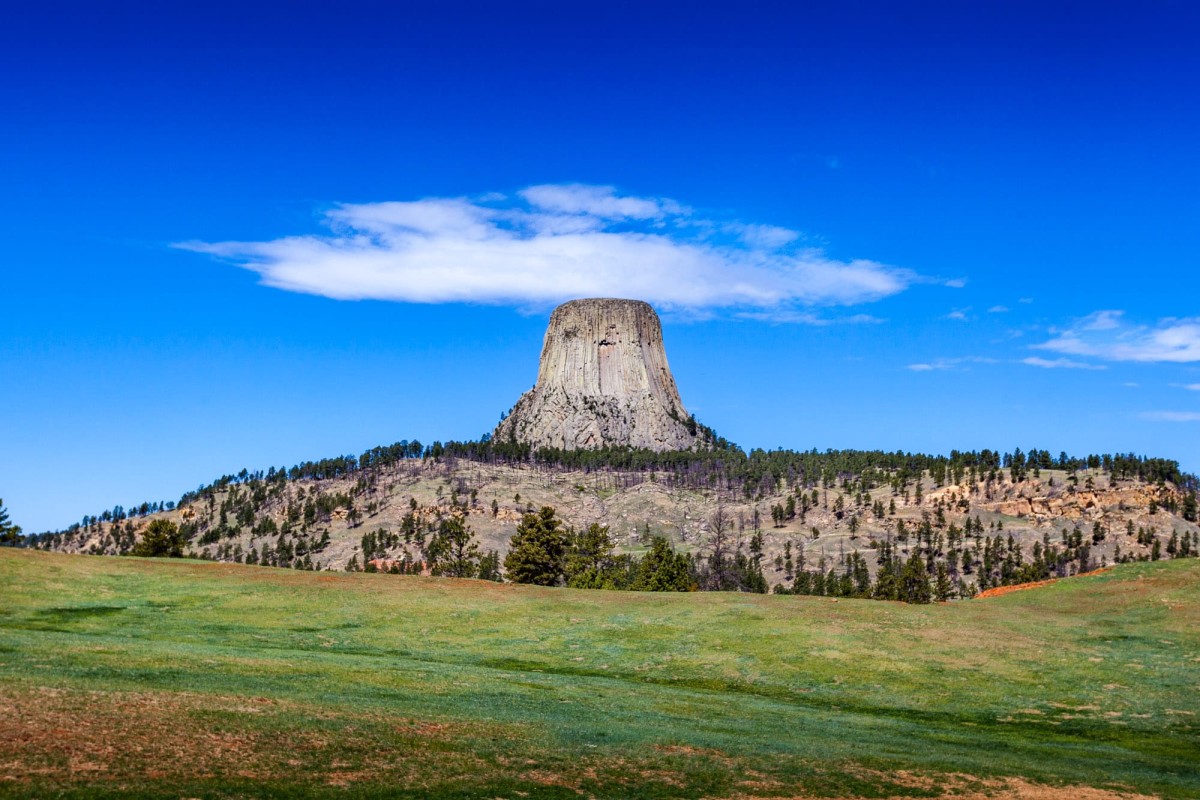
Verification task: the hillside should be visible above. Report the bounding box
[2,548,1197,798]
[28,446,1200,596]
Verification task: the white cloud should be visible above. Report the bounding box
[739,310,884,326]
[910,354,1111,373]
[907,356,997,372]
[988,305,1010,313]
[1141,411,1200,422]
[1035,311,1200,363]
[1020,357,1107,370]
[946,309,970,321]
[724,223,801,249]
[944,278,967,288]
[1081,310,1124,331]
[517,183,682,220]
[177,184,916,316]
[1185,384,1200,391]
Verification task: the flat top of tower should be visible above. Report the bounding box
[552,298,655,314]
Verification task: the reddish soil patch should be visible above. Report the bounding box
[977,568,1113,600]
[731,770,1157,800]
[0,686,490,790]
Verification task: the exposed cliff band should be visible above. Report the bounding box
[494,298,706,451]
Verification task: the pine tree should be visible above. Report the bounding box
[873,559,899,600]
[900,551,932,603]
[1183,491,1198,523]
[933,562,953,601]
[566,523,618,589]
[435,516,480,578]
[503,506,568,585]
[634,536,695,591]
[130,519,184,558]
[0,498,22,546]
[477,550,502,582]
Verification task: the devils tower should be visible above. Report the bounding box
[494,299,706,451]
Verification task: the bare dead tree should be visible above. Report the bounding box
[707,498,733,591]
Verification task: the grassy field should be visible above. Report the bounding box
[1,549,1198,799]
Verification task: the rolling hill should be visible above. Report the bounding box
[28,447,1200,597]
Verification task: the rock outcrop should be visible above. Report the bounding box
[494,299,705,451]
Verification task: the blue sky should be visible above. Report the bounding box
[3,1,1199,532]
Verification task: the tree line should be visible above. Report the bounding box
[19,429,1197,545]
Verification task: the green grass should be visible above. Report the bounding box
[1,549,1198,798]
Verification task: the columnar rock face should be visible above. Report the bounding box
[494,299,705,451]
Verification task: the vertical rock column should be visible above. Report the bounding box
[493,298,704,451]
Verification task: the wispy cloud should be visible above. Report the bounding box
[1080,310,1124,331]
[1185,384,1200,391]
[945,308,971,321]
[907,356,997,372]
[736,311,884,326]
[910,355,1111,372]
[988,305,1010,314]
[177,184,918,317]
[1141,411,1200,422]
[1020,356,1107,370]
[1035,310,1200,363]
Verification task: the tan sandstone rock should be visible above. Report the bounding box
[493,298,705,451]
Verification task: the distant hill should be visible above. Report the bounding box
[27,442,1200,598]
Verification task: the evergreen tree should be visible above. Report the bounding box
[933,562,953,601]
[434,516,480,578]
[565,523,619,589]
[633,536,695,591]
[503,506,568,585]
[811,568,827,596]
[130,519,184,558]
[1183,491,1198,523]
[0,498,22,546]
[873,561,899,601]
[849,552,871,596]
[477,550,502,582]
[732,548,768,593]
[900,551,932,603]
[791,570,812,595]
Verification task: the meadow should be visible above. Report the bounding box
[1,549,1197,798]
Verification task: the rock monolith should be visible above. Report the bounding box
[493,299,705,451]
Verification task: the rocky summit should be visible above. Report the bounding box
[494,298,705,451]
